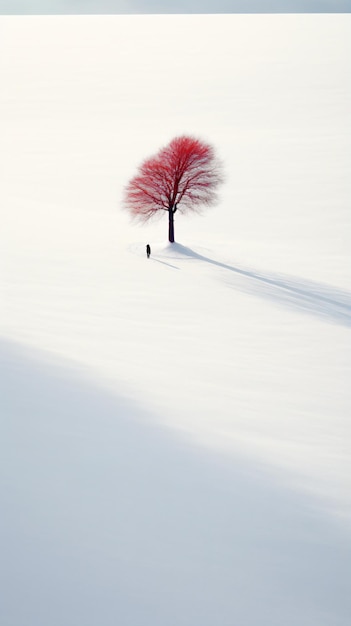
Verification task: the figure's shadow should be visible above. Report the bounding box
[152,258,180,270]
[169,244,351,327]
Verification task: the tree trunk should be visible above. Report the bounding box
[168,207,175,243]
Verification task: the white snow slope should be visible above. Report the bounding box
[1,14,351,626]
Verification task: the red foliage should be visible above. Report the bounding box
[124,136,223,242]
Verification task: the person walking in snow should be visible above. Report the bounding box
[146,244,151,258]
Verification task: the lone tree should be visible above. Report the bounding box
[123,135,223,243]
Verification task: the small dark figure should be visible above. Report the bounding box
[146,244,151,258]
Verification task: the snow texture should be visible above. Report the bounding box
[1,14,350,626]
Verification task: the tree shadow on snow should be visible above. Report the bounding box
[170,243,351,327]
[1,339,350,626]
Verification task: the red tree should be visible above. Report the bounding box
[123,135,223,243]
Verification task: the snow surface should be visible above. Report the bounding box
[1,13,351,626]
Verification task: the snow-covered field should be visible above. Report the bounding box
[1,14,350,626]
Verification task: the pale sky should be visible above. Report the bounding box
[1,0,351,14]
